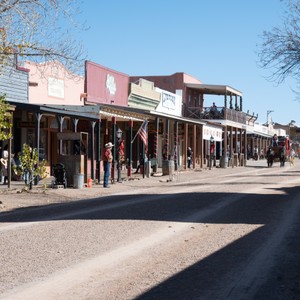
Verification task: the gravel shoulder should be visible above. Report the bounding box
[1,166,212,212]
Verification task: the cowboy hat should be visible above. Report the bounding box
[0,158,7,168]
[105,142,114,148]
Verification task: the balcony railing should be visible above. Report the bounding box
[185,106,246,124]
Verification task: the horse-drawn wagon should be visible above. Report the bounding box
[266,146,286,167]
[266,135,290,167]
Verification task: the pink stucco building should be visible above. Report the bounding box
[85,61,129,107]
[24,61,84,105]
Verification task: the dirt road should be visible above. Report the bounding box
[0,160,300,299]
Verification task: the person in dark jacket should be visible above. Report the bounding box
[187,147,192,168]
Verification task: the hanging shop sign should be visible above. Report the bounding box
[203,125,223,142]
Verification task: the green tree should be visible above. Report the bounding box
[14,143,48,190]
[0,94,12,140]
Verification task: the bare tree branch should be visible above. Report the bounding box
[0,0,87,75]
[258,0,300,87]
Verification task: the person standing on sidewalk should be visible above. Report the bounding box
[103,142,114,188]
[0,144,8,184]
[187,147,193,168]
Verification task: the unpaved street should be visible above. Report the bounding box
[0,160,300,300]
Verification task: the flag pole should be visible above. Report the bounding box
[131,120,146,144]
[131,129,140,144]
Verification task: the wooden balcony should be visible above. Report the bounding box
[185,106,247,124]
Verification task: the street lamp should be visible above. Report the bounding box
[209,135,215,170]
[116,128,123,182]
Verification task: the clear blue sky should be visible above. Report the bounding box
[77,0,297,126]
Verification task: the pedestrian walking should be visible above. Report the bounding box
[103,142,113,188]
[289,148,295,166]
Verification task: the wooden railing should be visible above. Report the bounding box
[184,106,246,124]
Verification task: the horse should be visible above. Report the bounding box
[279,146,286,167]
[266,148,274,167]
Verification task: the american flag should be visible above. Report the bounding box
[139,120,148,148]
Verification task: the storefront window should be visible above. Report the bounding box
[40,118,48,128]
[40,129,47,160]
[50,117,69,130]
[50,118,58,129]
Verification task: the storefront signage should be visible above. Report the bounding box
[203,125,222,141]
[162,92,176,110]
[85,61,129,105]
[106,74,116,95]
[48,77,64,99]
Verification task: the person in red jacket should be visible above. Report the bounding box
[103,142,113,188]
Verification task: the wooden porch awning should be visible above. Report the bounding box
[98,104,147,121]
[185,83,243,97]
[8,102,100,120]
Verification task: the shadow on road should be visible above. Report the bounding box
[1,177,300,299]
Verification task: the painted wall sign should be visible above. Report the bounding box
[106,74,117,95]
[48,77,64,99]
[203,125,223,141]
[155,87,182,117]
[162,92,176,110]
[25,61,83,105]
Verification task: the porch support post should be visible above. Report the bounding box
[224,126,228,165]
[153,117,159,173]
[230,126,233,167]
[240,96,243,112]
[111,116,116,183]
[199,124,203,168]
[35,112,42,160]
[184,123,188,169]
[164,119,170,160]
[244,128,247,164]
[57,115,64,155]
[97,120,101,183]
[128,119,133,177]
[193,124,196,168]
[90,121,96,180]
[7,114,13,188]
[234,127,238,155]
[174,121,178,170]
[73,118,79,132]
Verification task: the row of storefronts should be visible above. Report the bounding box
[0,54,283,186]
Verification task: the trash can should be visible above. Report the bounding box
[220,155,228,168]
[162,160,174,176]
[73,174,84,189]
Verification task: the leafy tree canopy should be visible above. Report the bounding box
[0,94,12,140]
